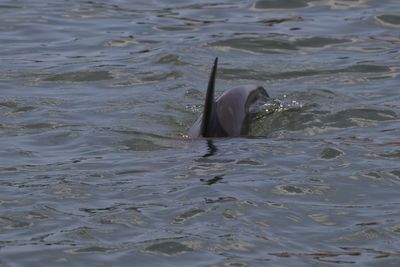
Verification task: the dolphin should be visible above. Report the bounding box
[188,57,274,138]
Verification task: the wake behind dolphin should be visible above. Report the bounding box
[188,58,281,138]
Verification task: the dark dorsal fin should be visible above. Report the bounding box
[201,57,218,137]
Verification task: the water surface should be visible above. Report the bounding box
[1,0,400,266]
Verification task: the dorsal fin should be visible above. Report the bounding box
[201,57,218,137]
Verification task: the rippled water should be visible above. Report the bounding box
[1,0,400,266]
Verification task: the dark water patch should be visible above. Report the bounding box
[264,108,399,135]
[0,101,35,113]
[274,183,328,195]
[218,68,318,80]
[205,197,237,204]
[294,37,351,48]
[218,68,261,80]
[307,64,390,75]
[376,14,400,27]
[268,247,400,265]
[154,25,197,32]
[22,122,62,130]
[0,101,19,109]
[332,108,397,122]
[61,226,95,241]
[210,37,297,53]
[106,37,139,47]
[119,138,165,151]
[389,170,400,179]
[157,12,228,27]
[115,169,150,175]
[0,5,21,9]
[268,69,321,80]
[200,175,224,185]
[320,147,344,160]
[145,241,193,255]
[387,224,400,233]
[170,16,228,25]
[261,16,304,26]
[158,54,186,65]
[273,184,308,195]
[44,71,113,82]
[138,71,183,82]
[363,171,382,180]
[27,211,49,220]
[67,246,115,254]
[80,206,119,214]
[342,65,390,73]
[223,209,242,220]
[114,129,171,140]
[369,33,400,45]
[219,64,390,80]
[378,150,400,159]
[173,208,206,224]
[15,106,36,112]
[254,0,310,9]
[175,2,234,10]
[249,108,315,136]
[333,228,383,242]
[0,216,31,229]
[236,158,262,165]
[356,222,379,226]
[367,75,394,81]
[216,238,255,253]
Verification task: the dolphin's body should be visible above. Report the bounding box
[188,58,273,138]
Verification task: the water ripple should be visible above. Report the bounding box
[1,0,400,266]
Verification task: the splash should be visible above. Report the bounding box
[253,95,303,116]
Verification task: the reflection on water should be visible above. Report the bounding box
[254,0,310,9]
[203,139,218,157]
[1,0,400,266]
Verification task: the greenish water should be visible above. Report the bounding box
[0,0,399,266]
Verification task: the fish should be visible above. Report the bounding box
[188,57,274,138]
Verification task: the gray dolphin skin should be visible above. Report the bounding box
[188,58,272,138]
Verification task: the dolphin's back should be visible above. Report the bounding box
[187,58,271,138]
[215,85,269,137]
[188,85,270,138]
